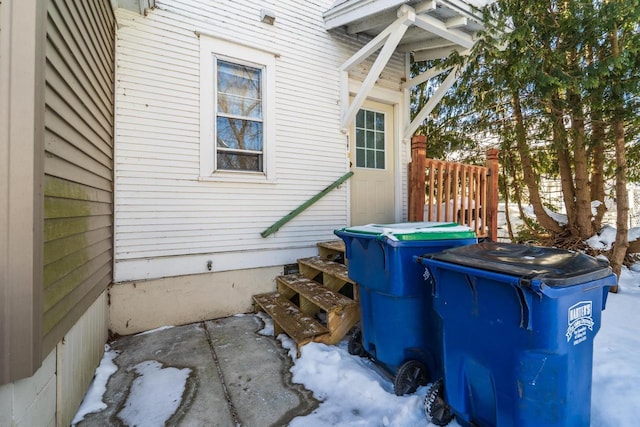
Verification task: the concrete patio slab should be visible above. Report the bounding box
[76,315,317,426]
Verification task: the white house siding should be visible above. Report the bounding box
[114,0,407,282]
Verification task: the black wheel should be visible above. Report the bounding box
[348,327,367,357]
[393,360,429,396]
[424,379,453,426]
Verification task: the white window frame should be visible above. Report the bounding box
[199,35,276,182]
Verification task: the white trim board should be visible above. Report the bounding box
[114,245,318,282]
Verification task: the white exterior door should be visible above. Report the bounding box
[350,100,395,226]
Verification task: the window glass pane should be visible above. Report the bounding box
[217,152,261,171]
[366,149,375,168]
[365,110,374,129]
[375,150,385,169]
[365,131,375,149]
[217,61,261,96]
[216,117,263,151]
[355,108,385,170]
[375,112,384,131]
[375,131,384,150]
[356,148,365,167]
[356,129,365,148]
[356,110,365,128]
[217,60,262,119]
[218,93,262,118]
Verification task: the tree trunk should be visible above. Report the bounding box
[590,47,607,231]
[569,91,593,239]
[609,26,629,292]
[590,101,607,231]
[549,95,578,233]
[610,118,628,292]
[513,91,564,234]
[507,145,538,234]
[500,150,515,240]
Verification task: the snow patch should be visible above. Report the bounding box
[288,341,456,427]
[117,360,191,427]
[135,325,174,336]
[256,311,275,336]
[71,345,119,425]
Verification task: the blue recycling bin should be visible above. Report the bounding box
[335,222,477,395]
[416,242,617,427]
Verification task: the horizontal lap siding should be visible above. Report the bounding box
[114,0,404,266]
[43,0,114,351]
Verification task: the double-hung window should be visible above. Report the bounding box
[216,60,263,172]
[199,35,276,181]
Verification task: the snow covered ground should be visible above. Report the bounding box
[282,265,640,427]
[74,223,640,426]
[74,264,640,427]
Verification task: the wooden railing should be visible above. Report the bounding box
[409,135,499,240]
[261,171,354,238]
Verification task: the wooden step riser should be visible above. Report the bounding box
[317,240,346,263]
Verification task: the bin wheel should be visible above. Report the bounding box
[424,379,453,426]
[393,360,429,396]
[348,327,367,357]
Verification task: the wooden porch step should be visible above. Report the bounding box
[253,246,360,352]
[298,255,358,302]
[277,273,356,314]
[253,292,329,345]
[317,240,346,263]
[298,256,354,285]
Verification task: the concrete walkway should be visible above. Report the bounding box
[78,315,317,426]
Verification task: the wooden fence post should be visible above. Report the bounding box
[486,148,500,241]
[409,135,427,221]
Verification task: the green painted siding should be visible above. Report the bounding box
[43,0,114,353]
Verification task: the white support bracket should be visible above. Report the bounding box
[401,65,452,90]
[339,5,415,132]
[404,63,463,139]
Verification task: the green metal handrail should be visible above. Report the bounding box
[261,171,354,238]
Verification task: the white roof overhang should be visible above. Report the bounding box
[324,0,487,137]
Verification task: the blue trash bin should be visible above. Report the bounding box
[335,222,477,395]
[416,242,617,427]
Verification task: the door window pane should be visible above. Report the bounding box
[355,109,385,169]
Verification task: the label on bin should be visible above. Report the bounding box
[566,301,594,346]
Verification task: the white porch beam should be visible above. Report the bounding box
[401,65,452,89]
[404,64,461,138]
[445,16,468,29]
[341,7,414,130]
[414,13,475,49]
[414,0,437,14]
[412,45,464,61]
[347,10,397,34]
[340,5,416,72]
[398,38,456,53]
[324,0,407,30]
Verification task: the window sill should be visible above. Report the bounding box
[198,171,276,184]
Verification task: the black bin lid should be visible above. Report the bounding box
[423,242,613,287]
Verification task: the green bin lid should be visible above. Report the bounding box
[339,221,476,241]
